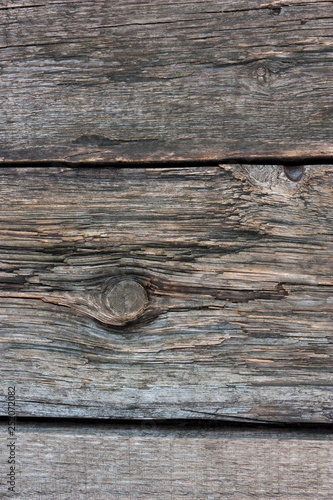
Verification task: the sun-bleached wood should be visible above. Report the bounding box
[1,0,333,162]
[0,165,332,421]
[0,422,332,499]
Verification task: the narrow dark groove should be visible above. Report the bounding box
[1,156,333,169]
[0,416,332,433]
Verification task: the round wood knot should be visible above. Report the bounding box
[283,165,304,182]
[104,279,148,323]
[256,65,267,78]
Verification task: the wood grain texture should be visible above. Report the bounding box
[1,0,333,162]
[0,422,332,499]
[0,165,332,421]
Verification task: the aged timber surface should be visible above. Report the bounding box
[0,422,332,499]
[0,165,332,421]
[0,0,333,162]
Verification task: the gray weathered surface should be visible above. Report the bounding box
[0,165,332,421]
[0,422,332,499]
[1,0,333,162]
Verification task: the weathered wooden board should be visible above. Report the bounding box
[0,165,332,421]
[1,0,333,162]
[0,422,332,499]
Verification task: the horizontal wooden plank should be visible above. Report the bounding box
[0,165,332,421]
[0,422,332,498]
[1,0,333,162]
